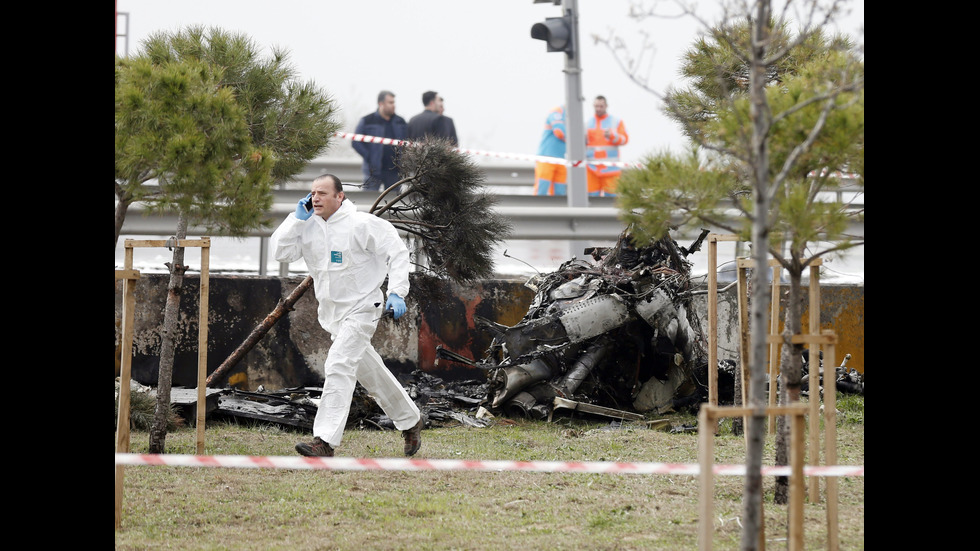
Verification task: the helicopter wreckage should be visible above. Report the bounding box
[436,226,863,424]
[436,227,725,422]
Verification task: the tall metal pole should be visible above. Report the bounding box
[562,0,588,259]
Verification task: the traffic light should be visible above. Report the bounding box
[531,15,574,56]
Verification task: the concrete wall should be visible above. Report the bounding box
[114,274,864,390]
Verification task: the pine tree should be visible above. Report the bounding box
[115,26,342,453]
[601,2,863,548]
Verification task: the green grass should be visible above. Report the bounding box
[115,396,864,550]
[836,393,865,425]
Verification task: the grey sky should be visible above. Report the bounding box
[115,0,864,164]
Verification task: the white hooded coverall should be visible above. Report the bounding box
[271,200,420,448]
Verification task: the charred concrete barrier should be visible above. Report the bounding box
[114,274,863,390]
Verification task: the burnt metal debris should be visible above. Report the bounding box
[439,226,864,422]
[438,227,721,421]
[161,371,495,431]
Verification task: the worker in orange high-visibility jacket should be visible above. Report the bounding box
[534,106,567,196]
[585,95,628,196]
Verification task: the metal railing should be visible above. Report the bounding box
[117,157,863,275]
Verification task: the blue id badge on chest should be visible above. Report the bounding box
[330,251,343,263]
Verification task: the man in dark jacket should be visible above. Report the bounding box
[352,90,408,191]
[406,90,458,146]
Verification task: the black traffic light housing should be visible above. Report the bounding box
[531,15,574,56]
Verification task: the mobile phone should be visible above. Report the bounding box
[304,197,313,212]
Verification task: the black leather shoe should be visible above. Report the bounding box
[295,437,334,457]
[403,419,423,456]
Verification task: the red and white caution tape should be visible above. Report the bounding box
[115,453,864,477]
[333,132,861,178]
[333,132,641,169]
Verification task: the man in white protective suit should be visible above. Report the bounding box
[271,173,423,457]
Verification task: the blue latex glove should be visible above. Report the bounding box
[385,293,406,319]
[295,192,313,221]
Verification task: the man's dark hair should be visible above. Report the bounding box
[595,95,607,102]
[422,90,437,106]
[377,90,395,104]
[314,173,344,194]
